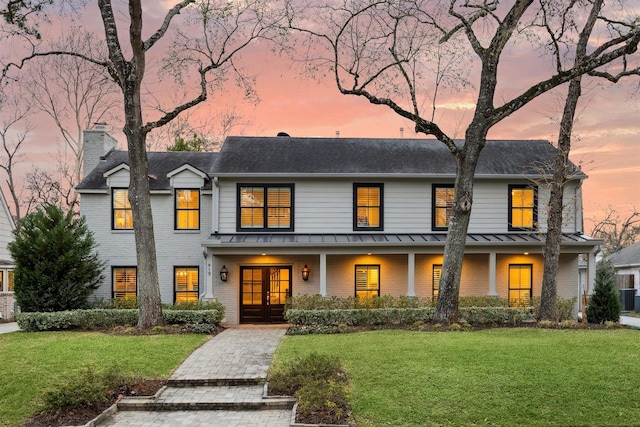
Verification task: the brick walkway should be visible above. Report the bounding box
[97,326,294,427]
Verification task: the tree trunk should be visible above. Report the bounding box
[538,76,581,321]
[100,0,164,328]
[434,131,486,324]
[539,0,602,321]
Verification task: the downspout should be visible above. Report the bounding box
[213,177,220,233]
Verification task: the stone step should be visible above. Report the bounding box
[167,377,264,387]
[117,385,296,412]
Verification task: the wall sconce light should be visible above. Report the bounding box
[220,265,229,282]
[302,265,310,281]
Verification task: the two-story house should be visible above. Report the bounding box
[77,127,600,324]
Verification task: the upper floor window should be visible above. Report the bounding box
[432,184,455,230]
[509,185,537,231]
[175,267,199,303]
[354,184,383,231]
[175,189,200,230]
[355,265,380,298]
[509,264,532,307]
[113,267,137,299]
[113,189,133,230]
[238,184,293,231]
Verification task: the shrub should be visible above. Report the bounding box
[531,296,577,321]
[587,259,622,324]
[9,204,104,312]
[16,308,221,332]
[43,367,131,410]
[268,353,345,396]
[296,380,351,425]
[458,296,509,307]
[164,300,226,320]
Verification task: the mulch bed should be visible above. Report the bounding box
[24,380,165,427]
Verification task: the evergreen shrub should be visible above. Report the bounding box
[586,259,622,324]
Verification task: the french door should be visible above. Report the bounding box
[240,266,291,323]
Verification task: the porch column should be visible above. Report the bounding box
[203,252,214,299]
[320,252,327,296]
[488,252,497,296]
[407,252,416,297]
[588,250,596,296]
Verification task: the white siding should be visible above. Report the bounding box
[171,170,206,188]
[215,177,580,235]
[81,190,212,303]
[106,169,130,188]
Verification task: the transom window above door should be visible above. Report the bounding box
[237,184,293,232]
[354,184,383,231]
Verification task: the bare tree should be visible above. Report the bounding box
[0,92,33,221]
[289,0,640,323]
[24,29,120,199]
[146,106,252,152]
[539,0,640,321]
[3,0,289,327]
[590,207,640,256]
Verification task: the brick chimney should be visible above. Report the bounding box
[82,122,117,178]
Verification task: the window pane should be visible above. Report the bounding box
[510,187,535,229]
[113,189,133,229]
[114,267,137,299]
[433,265,442,301]
[356,186,381,228]
[8,271,14,292]
[176,190,199,230]
[434,187,454,228]
[175,267,198,303]
[355,265,380,298]
[509,265,532,307]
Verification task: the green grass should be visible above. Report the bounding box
[274,328,640,426]
[0,331,209,427]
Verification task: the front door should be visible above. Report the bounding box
[240,266,291,323]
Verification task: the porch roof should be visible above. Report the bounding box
[204,232,600,251]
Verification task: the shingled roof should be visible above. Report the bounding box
[609,241,640,268]
[210,136,587,178]
[77,150,217,191]
[77,137,587,190]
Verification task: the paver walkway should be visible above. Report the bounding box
[97,325,293,427]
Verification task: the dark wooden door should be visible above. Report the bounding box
[240,266,291,323]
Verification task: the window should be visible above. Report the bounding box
[113,267,137,299]
[354,184,383,231]
[509,264,532,307]
[238,184,293,231]
[175,267,199,303]
[175,189,200,230]
[7,271,14,292]
[432,184,455,230]
[355,265,380,298]
[113,189,133,230]
[433,264,442,301]
[509,185,537,231]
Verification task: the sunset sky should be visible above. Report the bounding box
[2,1,639,232]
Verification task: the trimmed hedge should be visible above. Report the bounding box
[285,306,533,334]
[16,308,221,332]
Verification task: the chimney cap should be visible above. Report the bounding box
[93,122,107,130]
[276,132,290,137]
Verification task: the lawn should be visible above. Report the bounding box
[0,331,209,427]
[274,328,640,426]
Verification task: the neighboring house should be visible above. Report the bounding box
[0,187,16,320]
[77,127,600,324]
[609,241,640,308]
